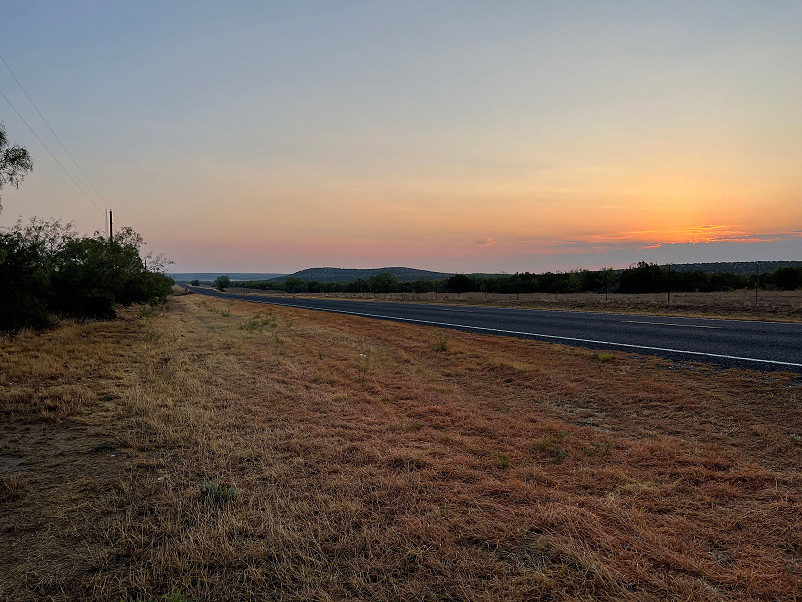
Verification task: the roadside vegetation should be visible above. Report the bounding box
[2,292,800,600]
[0,218,173,332]
[228,261,802,297]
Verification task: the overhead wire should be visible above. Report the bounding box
[0,54,109,211]
[0,58,104,215]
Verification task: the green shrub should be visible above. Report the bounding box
[200,478,238,504]
[0,219,172,332]
[432,331,450,352]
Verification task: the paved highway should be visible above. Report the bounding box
[181,285,802,373]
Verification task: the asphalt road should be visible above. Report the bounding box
[181,285,802,373]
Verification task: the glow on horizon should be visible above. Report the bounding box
[0,1,800,273]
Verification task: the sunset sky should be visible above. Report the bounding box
[1,1,800,274]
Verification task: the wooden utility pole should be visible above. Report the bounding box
[108,209,113,242]
[667,264,671,304]
[755,261,759,304]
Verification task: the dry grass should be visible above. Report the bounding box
[1,292,801,601]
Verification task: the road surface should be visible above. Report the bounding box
[181,285,802,373]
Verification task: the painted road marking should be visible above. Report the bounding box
[239,297,802,369]
[622,320,722,329]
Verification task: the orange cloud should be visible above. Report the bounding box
[466,238,495,246]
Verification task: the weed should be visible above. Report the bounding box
[273,333,287,355]
[200,478,239,504]
[356,350,371,383]
[221,311,231,318]
[597,353,614,362]
[496,454,510,469]
[0,474,28,504]
[143,328,162,342]
[432,330,450,352]
[582,439,615,457]
[139,305,159,318]
[240,315,275,333]
[790,433,802,444]
[534,430,573,464]
[90,440,116,453]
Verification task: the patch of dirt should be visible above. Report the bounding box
[0,421,124,600]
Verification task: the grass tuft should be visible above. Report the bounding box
[534,429,573,464]
[432,330,450,352]
[200,477,239,504]
[0,475,28,504]
[90,440,116,453]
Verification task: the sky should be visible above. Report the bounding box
[1,1,800,274]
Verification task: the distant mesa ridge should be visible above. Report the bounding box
[271,267,453,283]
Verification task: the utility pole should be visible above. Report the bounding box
[108,209,113,242]
[667,263,671,304]
[755,261,759,305]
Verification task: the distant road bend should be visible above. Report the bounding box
[182,285,802,373]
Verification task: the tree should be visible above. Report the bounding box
[367,272,399,293]
[214,275,231,291]
[446,273,471,294]
[283,277,305,293]
[0,123,33,212]
[0,219,172,331]
[190,279,200,286]
[618,262,664,294]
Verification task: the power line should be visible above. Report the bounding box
[0,85,104,214]
[0,54,109,210]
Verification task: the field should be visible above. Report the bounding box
[224,288,802,323]
[1,291,801,601]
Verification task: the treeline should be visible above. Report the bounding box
[1,218,174,332]
[231,261,802,295]
[232,272,442,294]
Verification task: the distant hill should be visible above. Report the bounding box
[271,267,453,283]
[170,272,286,283]
[668,261,802,274]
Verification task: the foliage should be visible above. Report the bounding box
[190,279,200,286]
[0,218,173,332]
[446,273,471,294]
[200,477,238,504]
[0,123,34,213]
[213,275,231,291]
[432,330,450,352]
[283,276,306,293]
[367,271,399,293]
[764,266,802,291]
[231,262,802,297]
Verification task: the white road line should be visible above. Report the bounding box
[241,297,802,369]
[622,320,722,329]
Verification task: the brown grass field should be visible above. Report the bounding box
[1,291,801,601]
[224,288,802,323]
